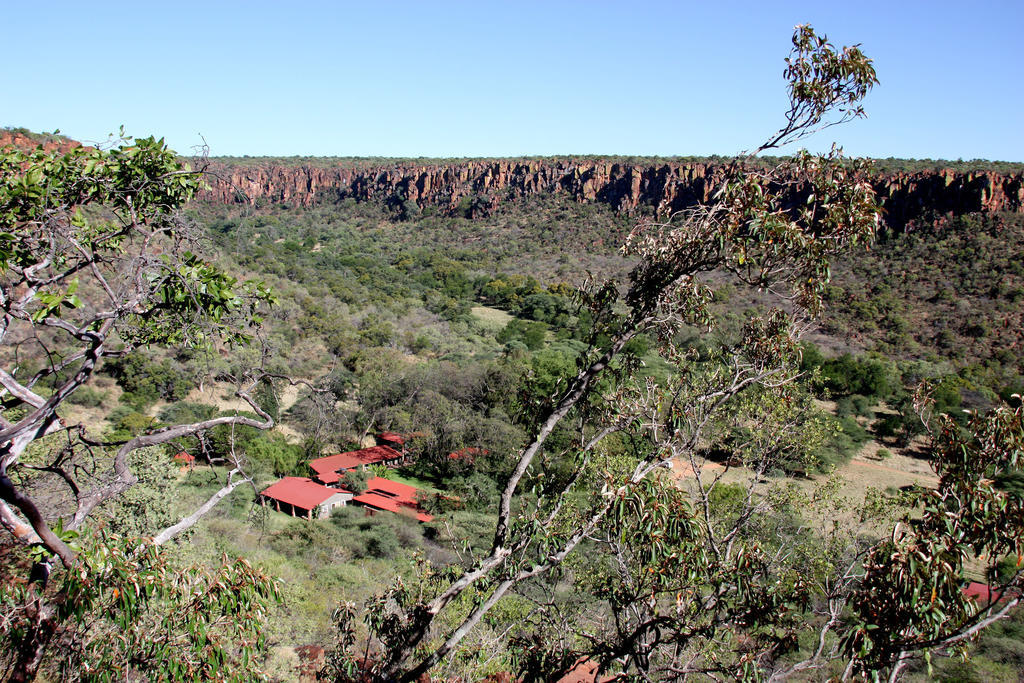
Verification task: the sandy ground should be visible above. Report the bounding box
[670,438,939,507]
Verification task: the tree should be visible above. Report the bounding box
[0,133,291,679]
[343,468,372,494]
[321,29,1024,681]
[325,24,888,682]
[843,398,1024,681]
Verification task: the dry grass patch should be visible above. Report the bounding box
[471,305,513,331]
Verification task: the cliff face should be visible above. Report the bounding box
[4,131,1019,228]
[0,130,83,155]
[873,170,1023,228]
[134,155,1024,230]
[200,159,735,217]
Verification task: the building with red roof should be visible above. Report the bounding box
[376,431,406,447]
[260,477,352,519]
[260,472,433,523]
[315,471,343,485]
[555,658,619,683]
[260,442,435,523]
[352,477,433,523]
[309,445,404,484]
[376,431,426,453]
[172,451,196,472]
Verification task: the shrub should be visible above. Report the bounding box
[363,524,401,559]
[68,386,105,408]
[342,469,372,494]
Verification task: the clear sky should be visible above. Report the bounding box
[4,1,1021,161]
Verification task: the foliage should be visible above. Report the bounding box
[5,20,1020,683]
[496,318,547,351]
[342,469,372,495]
[327,506,425,560]
[329,25,886,682]
[808,351,894,399]
[107,351,192,409]
[512,477,816,680]
[0,534,280,681]
[922,605,1024,681]
[844,402,1024,679]
[0,133,280,679]
[823,212,1024,391]
[97,446,181,538]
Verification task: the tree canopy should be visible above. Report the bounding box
[0,133,284,679]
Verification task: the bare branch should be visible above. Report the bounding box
[151,468,252,546]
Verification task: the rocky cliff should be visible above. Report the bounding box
[4,129,1018,230]
[199,158,1024,230]
[0,130,83,155]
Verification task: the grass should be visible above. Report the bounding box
[671,428,940,541]
[471,305,514,332]
[832,438,937,502]
[387,470,443,495]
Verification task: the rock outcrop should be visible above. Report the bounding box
[198,158,1024,230]
[4,130,1017,230]
[0,130,83,155]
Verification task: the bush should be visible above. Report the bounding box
[873,402,924,446]
[837,394,875,419]
[246,434,306,478]
[157,401,218,424]
[107,352,192,409]
[363,524,401,559]
[819,354,894,399]
[342,469,371,494]
[444,473,499,511]
[329,506,423,559]
[269,519,337,558]
[812,415,870,471]
[68,386,105,408]
[106,406,156,441]
[497,318,547,351]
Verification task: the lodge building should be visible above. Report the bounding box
[258,434,433,522]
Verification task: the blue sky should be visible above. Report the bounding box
[4,1,1022,160]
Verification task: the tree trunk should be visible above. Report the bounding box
[9,600,57,683]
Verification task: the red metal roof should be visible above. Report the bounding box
[261,477,340,510]
[556,659,617,683]
[963,581,1003,603]
[354,493,433,522]
[315,471,342,485]
[363,477,418,503]
[353,492,403,513]
[309,446,403,475]
[352,477,433,522]
[448,447,488,461]
[376,431,406,445]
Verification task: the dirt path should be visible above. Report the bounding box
[672,459,725,480]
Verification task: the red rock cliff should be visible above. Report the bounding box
[0,130,83,154]
[198,158,1023,230]
[5,131,1017,228]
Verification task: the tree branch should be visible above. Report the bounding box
[151,468,251,546]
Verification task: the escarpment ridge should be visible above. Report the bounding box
[2,130,1020,230]
[199,157,1024,230]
